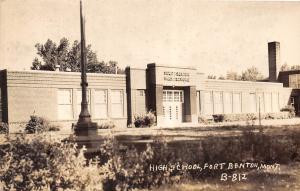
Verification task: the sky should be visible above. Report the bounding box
[1,0,300,77]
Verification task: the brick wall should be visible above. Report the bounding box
[197,79,292,115]
[4,70,127,131]
[125,67,147,124]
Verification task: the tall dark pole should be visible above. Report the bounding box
[75,0,97,131]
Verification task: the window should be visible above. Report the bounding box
[265,93,272,112]
[256,93,264,112]
[167,91,173,102]
[163,90,184,103]
[138,90,144,96]
[249,93,256,113]
[94,89,107,118]
[174,91,180,102]
[290,75,298,88]
[179,91,184,102]
[232,92,241,113]
[111,90,124,118]
[57,89,73,120]
[213,91,223,114]
[203,91,213,115]
[163,91,167,102]
[223,92,232,114]
[272,92,279,112]
[76,89,91,117]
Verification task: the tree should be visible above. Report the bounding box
[241,66,264,81]
[280,63,290,71]
[31,38,123,74]
[218,75,225,80]
[207,75,216,79]
[226,71,241,80]
[291,65,300,71]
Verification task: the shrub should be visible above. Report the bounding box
[25,115,50,133]
[48,125,60,131]
[102,135,186,190]
[0,134,111,191]
[212,114,224,122]
[25,115,60,133]
[280,105,296,118]
[210,112,292,123]
[0,122,8,134]
[98,130,300,190]
[133,111,156,128]
[98,120,116,129]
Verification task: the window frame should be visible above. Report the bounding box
[111,89,124,118]
[57,89,73,120]
[94,89,108,119]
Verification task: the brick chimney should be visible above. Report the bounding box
[268,41,280,82]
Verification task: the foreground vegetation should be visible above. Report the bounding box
[1,126,300,191]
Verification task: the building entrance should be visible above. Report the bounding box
[162,90,184,125]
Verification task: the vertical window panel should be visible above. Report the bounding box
[289,75,298,88]
[203,91,213,115]
[174,91,180,102]
[256,93,265,113]
[163,91,167,102]
[249,93,256,113]
[233,93,241,113]
[223,92,232,114]
[265,93,272,112]
[167,91,173,102]
[94,89,107,118]
[272,92,279,112]
[57,89,73,120]
[111,90,124,118]
[213,91,223,114]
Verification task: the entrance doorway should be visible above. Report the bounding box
[162,90,184,125]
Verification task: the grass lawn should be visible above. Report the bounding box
[157,162,300,191]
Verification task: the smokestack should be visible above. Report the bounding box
[268,41,280,82]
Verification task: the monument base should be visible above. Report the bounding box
[73,122,98,136]
[71,122,103,154]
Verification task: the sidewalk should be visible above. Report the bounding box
[197,117,300,128]
[2,118,300,144]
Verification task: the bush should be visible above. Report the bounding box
[0,122,8,134]
[25,115,50,133]
[25,115,60,133]
[212,114,224,122]
[48,125,60,131]
[133,111,156,128]
[102,136,186,190]
[98,120,116,129]
[281,105,296,118]
[209,112,291,123]
[99,130,300,190]
[0,134,111,191]
[2,129,300,190]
